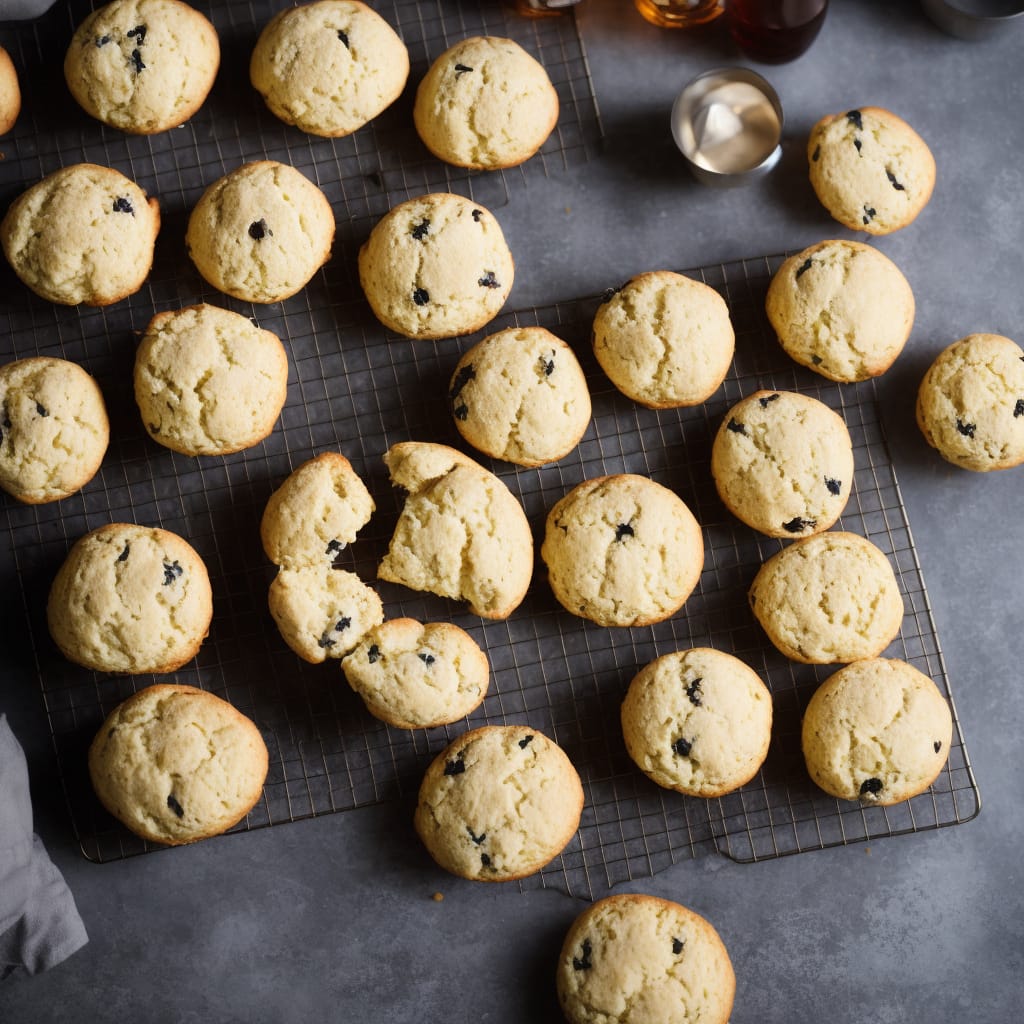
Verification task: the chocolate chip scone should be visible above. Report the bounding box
[592,270,735,409]
[621,648,772,798]
[0,44,20,135]
[134,304,288,456]
[1,163,160,306]
[260,451,375,569]
[749,531,905,664]
[47,523,213,674]
[540,474,704,628]
[413,36,558,170]
[88,684,268,845]
[766,240,915,382]
[0,357,109,504]
[342,619,489,729]
[916,333,1024,472]
[449,326,591,467]
[358,193,514,339]
[186,160,335,304]
[64,0,220,134]
[801,658,953,806]
[557,893,735,1024]
[250,0,409,138]
[378,441,533,619]
[711,390,854,539]
[414,725,583,881]
[808,106,935,235]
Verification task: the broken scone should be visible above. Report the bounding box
[377,441,532,619]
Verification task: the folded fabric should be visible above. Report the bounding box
[0,714,88,978]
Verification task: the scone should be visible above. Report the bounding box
[64,0,220,134]
[186,160,335,304]
[592,270,735,408]
[1,163,160,306]
[449,326,591,467]
[540,474,704,628]
[413,725,583,881]
[808,106,936,234]
[377,441,533,619]
[0,44,20,135]
[801,658,953,806]
[134,304,289,456]
[621,648,772,797]
[268,564,384,664]
[413,36,558,170]
[0,357,109,504]
[358,193,514,339]
[88,684,268,845]
[342,619,489,729]
[711,390,854,538]
[47,523,213,674]
[556,894,735,1024]
[749,531,904,664]
[260,451,375,569]
[250,0,409,138]
[916,333,1024,472]
[766,240,915,382]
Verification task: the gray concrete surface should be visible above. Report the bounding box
[3,1,1023,1020]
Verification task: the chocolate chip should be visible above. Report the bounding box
[685,677,703,707]
[1014,399,1024,418]
[130,48,145,74]
[418,652,435,666]
[672,937,684,955]
[796,258,813,279]
[477,271,500,289]
[727,418,746,435]
[317,632,336,650]
[325,539,346,563]
[886,169,906,191]
[467,827,486,845]
[162,560,183,585]
[854,138,862,154]
[825,477,842,495]
[541,355,555,377]
[413,287,429,306]
[573,939,593,971]
[846,110,863,130]
[411,219,430,241]
[862,205,876,225]
[518,735,534,749]
[672,737,692,757]
[112,196,134,215]
[337,29,349,47]
[811,354,824,365]
[367,644,380,663]
[615,523,634,541]
[480,852,492,868]
[471,209,482,222]
[759,393,780,408]
[934,741,942,753]
[454,63,474,76]
[453,404,469,421]
[956,418,976,438]
[95,34,111,47]
[860,777,883,797]
[335,617,351,632]
[782,517,816,533]
[117,543,130,563]
[812,144,820,162]
[601,286,619,302]
[167,794,184,818]
[35,402,48,417]
[443,757,466,776]
[127,25,147,44]
[449,364,476,402]
[249,219,271,241]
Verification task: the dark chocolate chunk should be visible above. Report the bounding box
[886,169,906,191]
[467,827,486,845]
[325,539,346,565]
[573,939,593,971]
[759,393,780,407]
[335,617,351,632]
[615,523,634,541]
[672,937,685,955]
[862,205,876,225]
[541,355,555,377]
[317,631,336,650]
[685,677,703,707]
[846,110,863,130]
[117,543,130,563]
[480,852,492,868]
[112,196,134,215]
[478,271,500,289]
[449,364,476,402]
[127,25,147,44]
[1014,399,1024,418]
[367,644,380,663]
[934,741,942,753]
[518,735,534,749]
[411,219,430,241]
[35,402,49,417]
[812,144,820,162]
[337,29,349,47]
[860,777,884,797]
[782,517,816,533]
[249,219,271,241]
[854,138,862,154]
[418,652,435,666]
[672,737,692,758]
[453,404,469,421]
[413,287,430,306]
[130,48,145,74]
[167,794,184,818]
[796,258,813,279]
[95,34,111,47]
[601,286,619,302]
[811,354,824,365]
[825,477,842,495]
[727,418,746,435]
[471,209,482,222]
[443,757,466,776]
[454,63,474,76]
[956,418,976,438]
[162,560,183,585]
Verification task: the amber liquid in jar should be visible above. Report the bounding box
[511,0,582,16]
[634,0,725,29]
[728,0,828,63]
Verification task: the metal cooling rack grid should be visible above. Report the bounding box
[4,249,980,900]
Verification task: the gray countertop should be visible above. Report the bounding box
[3,1,1023,1021]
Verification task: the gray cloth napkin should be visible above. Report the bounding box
[0,714,88,979]
[0,1,58,20]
